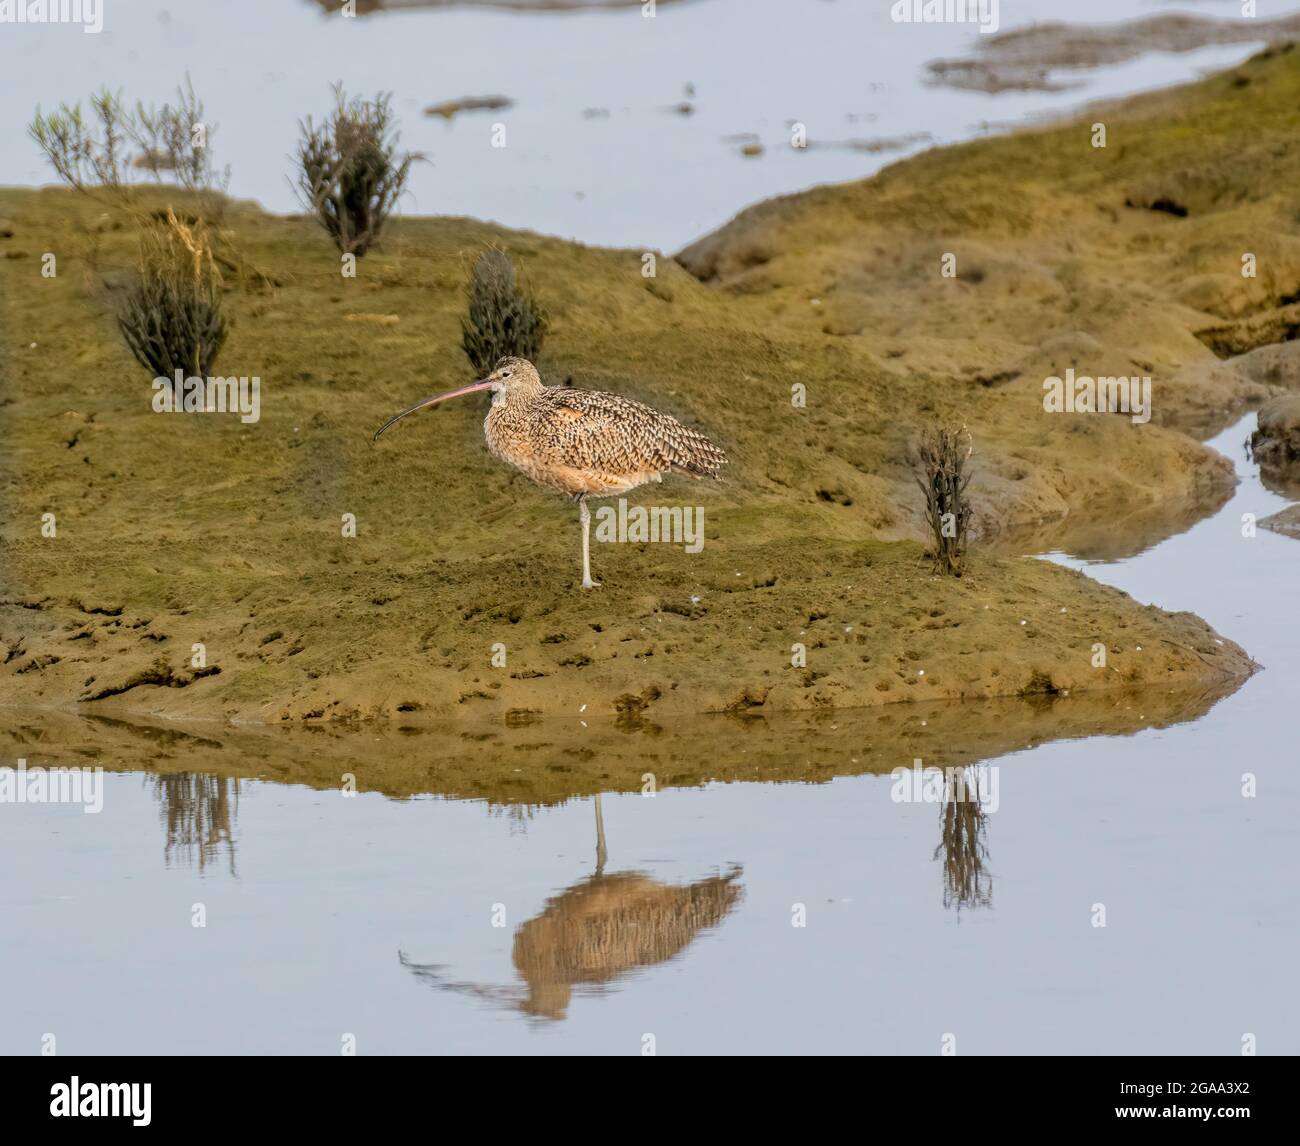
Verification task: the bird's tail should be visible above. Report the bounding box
[668,421,728,479]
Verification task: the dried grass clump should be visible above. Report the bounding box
[915,424,973,576]
[151,772,240,876]
[117,208,227,378]
[934,776,993,912]
[461,248,548,374]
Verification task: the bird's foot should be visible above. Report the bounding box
[581,577,602,590]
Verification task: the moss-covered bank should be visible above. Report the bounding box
[6,50,1295,723]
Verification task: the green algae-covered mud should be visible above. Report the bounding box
[7,49,1298,724]
[0,680,1243,805]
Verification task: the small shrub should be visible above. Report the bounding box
[461,248,548,373]
[117,209,227,378]
[295,85,412,256]
[29,88,132,195]
[30,79,228,210]
[129,76,230,210]
[914,424,973,576]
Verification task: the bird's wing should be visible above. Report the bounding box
[538,389,725,479]
[536,391,673,475]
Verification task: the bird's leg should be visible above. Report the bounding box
[579,496,601,589]
[594,792,607,877]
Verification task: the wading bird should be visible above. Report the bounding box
[399,794,743,1020]
[373,357,725,588]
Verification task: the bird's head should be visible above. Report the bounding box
[485,356,541,391]
[373,357,541,441]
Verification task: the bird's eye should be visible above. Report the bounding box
[501,369,512,378]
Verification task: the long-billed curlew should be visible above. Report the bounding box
[399,794,744,1020]
[373,357,726,588]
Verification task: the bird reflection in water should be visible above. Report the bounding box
[400,793,743,1020]
[933,765,993,913]
[148,773,240,876]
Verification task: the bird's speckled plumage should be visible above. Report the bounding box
[373,356,725,588]
[482,358,727,497]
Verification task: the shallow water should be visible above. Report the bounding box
[0,0,1267,249]
[3,0,1297,1055]
[1,413,1295,1054]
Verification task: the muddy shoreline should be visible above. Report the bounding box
[926,13,1300,94]
[4,49,1298,724]
[0,678,1244,804]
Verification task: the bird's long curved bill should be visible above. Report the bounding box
[372,379,493,441]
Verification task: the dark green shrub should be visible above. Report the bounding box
[117,210,227,377]
[295,85,412,256]
[461,249,547,374]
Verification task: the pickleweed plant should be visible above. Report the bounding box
[295,85,413,257]
[118,209,227,379]
[461,248,548,374]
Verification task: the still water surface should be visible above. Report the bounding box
[0,0,1267,249]
[1,415,1295,1054]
